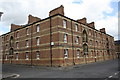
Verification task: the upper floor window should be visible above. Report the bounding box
[75,24,78,31]
[82,30,88,42]
[64,49,68,59]
[26,28,29,35]
[36,37,40,46]
[75,36,79,44]
[64,34,68,43]
[16,32,19,38]
[26,40,29,47]
[63,20,67,28]
[36,24,40,32]
[36,51,40,59]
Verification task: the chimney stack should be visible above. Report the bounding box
[100,28,106,33]
[28,14,41,24]
[11,24,22,31]
[49,5,64,16]
[77,17,87,24]
[87,22,95,29]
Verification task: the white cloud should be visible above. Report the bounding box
[0,0,118,40]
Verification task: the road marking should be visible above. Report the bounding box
[12,74,20,78]
[108,76,112,78]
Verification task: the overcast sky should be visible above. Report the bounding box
[0,0,119,40]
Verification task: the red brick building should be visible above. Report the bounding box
[0,5,117,67]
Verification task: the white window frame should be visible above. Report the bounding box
[64,34,68,43]
[26,40,29,47]
[77,50,80,58]
[36,37,40,46]
[75,36,79,44]
[75,24,78,31]
[26,52,29,60]
[63,20,67,28]
[64,49,68,59]
[16,53,18,60]
[36,51,40,59]
[36,24,40,32]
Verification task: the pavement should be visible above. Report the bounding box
[1,59,120,79]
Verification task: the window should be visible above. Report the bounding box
[36,37,40,46]
[36,24,40,32]
[75,36,79,44]
[64,34,68,43]
[36,51,40,59]
[5,54,8,60]
[16,53,18,60]
[26,52,29,60]
[82,30,88,42]
[83,44,88,55]
[26,40,29,47]
[64,49,68,59]
[75,24,78,31]
[16,32,19,38]
[16,42,19,49]
[26,28,29,35]
[63,20,67,28]
[77,50,80,58]
[90,40,92,45]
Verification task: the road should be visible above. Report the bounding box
[2,59,119,79]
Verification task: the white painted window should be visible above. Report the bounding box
[75,36,79,44]
[36,24,40,32]
[64,34,68,43]
[63,20,67,28]
[26,40,29,47]
[26,28,29,35]
[36,37,40,46]
[16,53,18,60]
[75,24,78,31]
[64,49,68,59]
[26,52,29,60]
[77,50,80,58]
[36,51,40,59]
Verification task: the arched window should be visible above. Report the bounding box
[82,30,88,42]
[10,36,14,47]
[9,48,14,55]
[83,44,88,55]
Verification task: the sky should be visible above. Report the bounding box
[0,0,119,40]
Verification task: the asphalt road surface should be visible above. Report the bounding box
[2,59,119,79]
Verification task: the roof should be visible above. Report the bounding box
[0,13,114,38]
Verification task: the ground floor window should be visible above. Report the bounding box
[64,49,68,59]
[16,53,18,60]
[36,51,40,59]
[26,52,29,60]
[5,54,8,60]
[77,50,80,58]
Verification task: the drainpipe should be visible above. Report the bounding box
[71,20,75,65]
[50,17,52,67]
[30,25,33,66]
[93,30,96,62]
